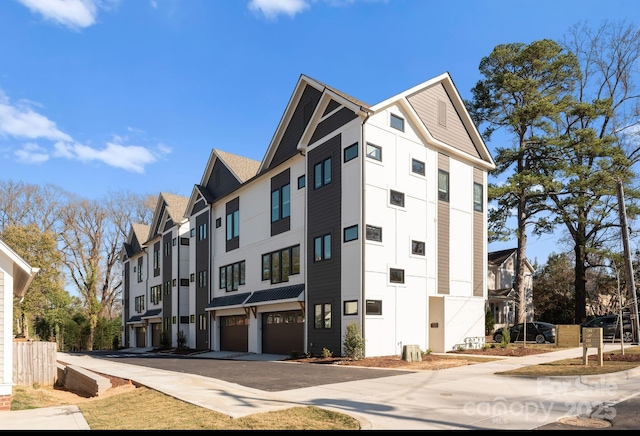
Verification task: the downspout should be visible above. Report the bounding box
[360,108,371,356]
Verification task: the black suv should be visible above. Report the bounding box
[581,314,633,343]
[493,321,556,344]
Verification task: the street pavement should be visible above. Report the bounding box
[2,344,640,430]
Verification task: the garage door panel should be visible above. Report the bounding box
[262,310,304,355]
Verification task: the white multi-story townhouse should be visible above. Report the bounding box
[122,72,495,356]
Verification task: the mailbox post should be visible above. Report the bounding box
[582,327,603,366]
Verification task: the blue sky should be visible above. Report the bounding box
[1,0,639,266]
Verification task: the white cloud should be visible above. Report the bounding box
[248,0,310,20]
[1,89,169,172]
[54,141,167,173]
[14,142,50,164]
[17,0,101,30]
[0,91,72,141]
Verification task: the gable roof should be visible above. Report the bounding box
[122,222,151,260]
[488,247,535,273]
[259,72,494,174]
[0,239,40,299]
[146,192,190,243]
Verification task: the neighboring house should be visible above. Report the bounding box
[487,248,534,333]
[121,72,496,355]
[0,239,39,411]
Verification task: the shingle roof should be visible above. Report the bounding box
[214,149,260,183]
[488,248,517,266]
[131,223,150,245]
[161,192,190,223]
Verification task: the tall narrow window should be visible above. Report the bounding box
[271,183,290,222]
[198,222,207,240]
[226,210,239,240]
[438,170,449,202]
[314,303,332,329]
[314,157,332,189]
[314,234,332,261]
[474,182,483,212]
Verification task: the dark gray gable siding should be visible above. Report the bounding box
[163,218,175,232]
[205,160,241,201]
[268,85,322,171]
[192,197,206,215]
[271,168,291,236]
[162,232,173,339]
[322,99,340,116]
[306,134,342,356]
[309,107,357,145]
[195,211,209,350]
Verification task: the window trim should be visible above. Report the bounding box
[314,157,332,189]
[474,182,483,212]
[314,303,332,329]
[314,234,332,262]
[271,183,291,223]
[344,225,358,242]
[390,113,405,132]
[366,143,382,161]
[438,169,450,202]
[344,142,358,163]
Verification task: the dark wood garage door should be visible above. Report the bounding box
[262,310,304,355]
[220,315,249,352]
[135,327,146,347]
[151,323,161,347]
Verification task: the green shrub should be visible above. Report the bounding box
[500,327,511,348]
[423,348,433,356]
[289,349,300,358]
[343,321,364,360]
[160,330,171,350]
[322,347,333,358]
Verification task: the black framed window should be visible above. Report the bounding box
[198,222,207,240]
[438,170,449,202]
[344,143,358,162]
[198,270,207,288]
[366,300,382,315]
[271,183,291,222]
[390,190,405,207]
[219,260,246,292]
[216,217,222,228]
[390,268,405,284]
[365,225,382,242]
[180,237,189,245]
[412,158,425,176]
[135,295,144,313]
[314,234,332,261]
[344,300,358,316]
[344,225,358,242]
[314,157,332,189]
[366,143,382,161]
[226,209,239,240]
[390,113,405,131]
[298,175,305,189]
[314,303,332,329]
[262,245,300,283]
[412,240,425,256]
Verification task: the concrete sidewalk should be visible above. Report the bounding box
[2,344,639,430]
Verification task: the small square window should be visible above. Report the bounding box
[216,217,222,228]
[366,300,382,315]
[390,268,405,284]
[180,278,189,286]
[344,143,358,163]
[298,175,306,189]
[180,237,189,245]
[366,143,382,161]
[412,159,425,176]
[412,240,425,256]
[390,114,405,132]
[190,228,195,237]
[390,190,405,207]
[344,300,358,316]
[366,225,382,242]
[133,266,137,272]
[344,225,358,242]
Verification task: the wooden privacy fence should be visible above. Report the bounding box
[13,341,57,386]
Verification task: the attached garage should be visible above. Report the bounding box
[220,315,248,352]
[135,326,146,347]
[262,310,304,355]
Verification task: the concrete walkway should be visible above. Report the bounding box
[2,344,640,430]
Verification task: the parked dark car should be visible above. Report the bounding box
[493,322,556,344]
[580,314,633,343]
